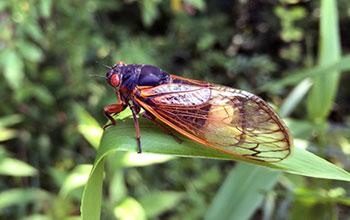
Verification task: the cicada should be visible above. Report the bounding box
[103,61,292,162]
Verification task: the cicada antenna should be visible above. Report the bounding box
[95,61,112,69]
[89,74,106,79]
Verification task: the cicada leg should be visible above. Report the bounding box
[130,105,142,153]
[142,111,183,144]
[103,104,127,130]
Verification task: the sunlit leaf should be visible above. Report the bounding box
[3,50,24,89]
[60,164,92,197]
[280,78,313,117]
[40,0,52,18]
[81,157,104,220]
[0,189,50,209]
[74,104,103,149]
[0,114,23,128]
[21,214,53,220]
[120,152,174,167]
[0,157,37,176]
[0,128,17,142]
[113,197,146,220]
[0,2,9,10]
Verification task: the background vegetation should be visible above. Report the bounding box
[1,0,350,219]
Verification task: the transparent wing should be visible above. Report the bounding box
[137,83,292,162]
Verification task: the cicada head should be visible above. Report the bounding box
[106,61,127,90]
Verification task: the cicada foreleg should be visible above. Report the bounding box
[103,104,127,130]
[142,111,183,144]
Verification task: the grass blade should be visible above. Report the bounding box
[307,0,341,120]
[204,163,280,220]
[258,55,350,92]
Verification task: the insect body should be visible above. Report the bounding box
[104,61,292,162]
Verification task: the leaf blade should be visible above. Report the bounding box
[307,0,341,120]
[205,163,280,220]
[99,118,350,181]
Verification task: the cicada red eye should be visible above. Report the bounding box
[111,74,120,87]
[116,61,126,65]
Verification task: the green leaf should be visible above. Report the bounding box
[2,50,24,89]
[14,83,54,105]
[81,117,350,219]
[258,55,350,92]
[0,1,9,10]
[100,118,350,180]
[139,191,185,219]
[280,78,313,117]
[74,104,103,149]
[81,157,104,220]
[118,152,174,167]
[40,0,52,18]
[109,169,127,204]
[17,41,44,62]
[23,20,43,42]
[0,189,50,209]
[0,157,37,176]
[205,163,280,220]
[0,114,23,128]
[113,197,146,220]
[288,187,349,219]
[307,0,341,121]
[60,164,92,198]
[0,128,17,142]
[184,0,206,11]
[140,0,160,27]
[22,214,53,220]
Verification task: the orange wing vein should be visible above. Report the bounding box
[135,83,292,162]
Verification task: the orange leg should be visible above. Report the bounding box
[103,104,127,130]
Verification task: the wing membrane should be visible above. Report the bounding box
[136,83,292,162]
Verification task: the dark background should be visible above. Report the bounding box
[0,0,350,219]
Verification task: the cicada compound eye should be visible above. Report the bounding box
[111,74,120,87]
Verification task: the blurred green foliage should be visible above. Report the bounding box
[1,0,350,219]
